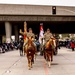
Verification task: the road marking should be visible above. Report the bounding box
[44,61,48,75]
[14,63,17,65]
[2,57,22,75]
[6,70,11,73]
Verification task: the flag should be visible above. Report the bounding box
[24,35,27,42]
[24,21,27,43]
[39,23,44,44]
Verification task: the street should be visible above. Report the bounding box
[0,47,75,75]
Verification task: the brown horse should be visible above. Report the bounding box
[25,37,36,70]
[44,38,56,68]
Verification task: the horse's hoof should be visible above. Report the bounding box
[49,66,51,68]
[48,64,51,68]
[31,66,33,68]
[28,67,31,70]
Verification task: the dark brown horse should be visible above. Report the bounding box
[44,38,56,68]
[25,37,36,70]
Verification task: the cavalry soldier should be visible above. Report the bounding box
[43,28,54,62]
[44,28,53,45]
[20,28,35,46]
[20,22,37,52]
[43,28,54,51]
[27,28,35,40]
[25,28,37,51]
[21,27,35,45]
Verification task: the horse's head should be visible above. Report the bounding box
[52,38,56,47]
[45,38,56,49]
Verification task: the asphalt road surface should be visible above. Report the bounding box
[0,47,75,75]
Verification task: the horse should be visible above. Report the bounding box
[54,38,59,55]
[25,37,36,70]
[44,38,56,68]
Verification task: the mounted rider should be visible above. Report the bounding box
[19,22,37,52]
[43,28,56,50]
[26,28,36,43]
[24,28,37,52]
[44,28,54,45]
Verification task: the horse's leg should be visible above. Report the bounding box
[33,50,36,61]
[34,53,36,61]
[27,56,30,70]
[51,51,53,62]
[32,54,34,64]
[44,52,47,64]
[48,54,51,68]
[44,52,46,59]
[31,55,33,68]
[31,61,33,68]
[28,57,31,70]
[46,54,49,65]
[30,59,32,69]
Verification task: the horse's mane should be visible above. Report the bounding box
[27,37,34,47]
[46,38,55,49]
